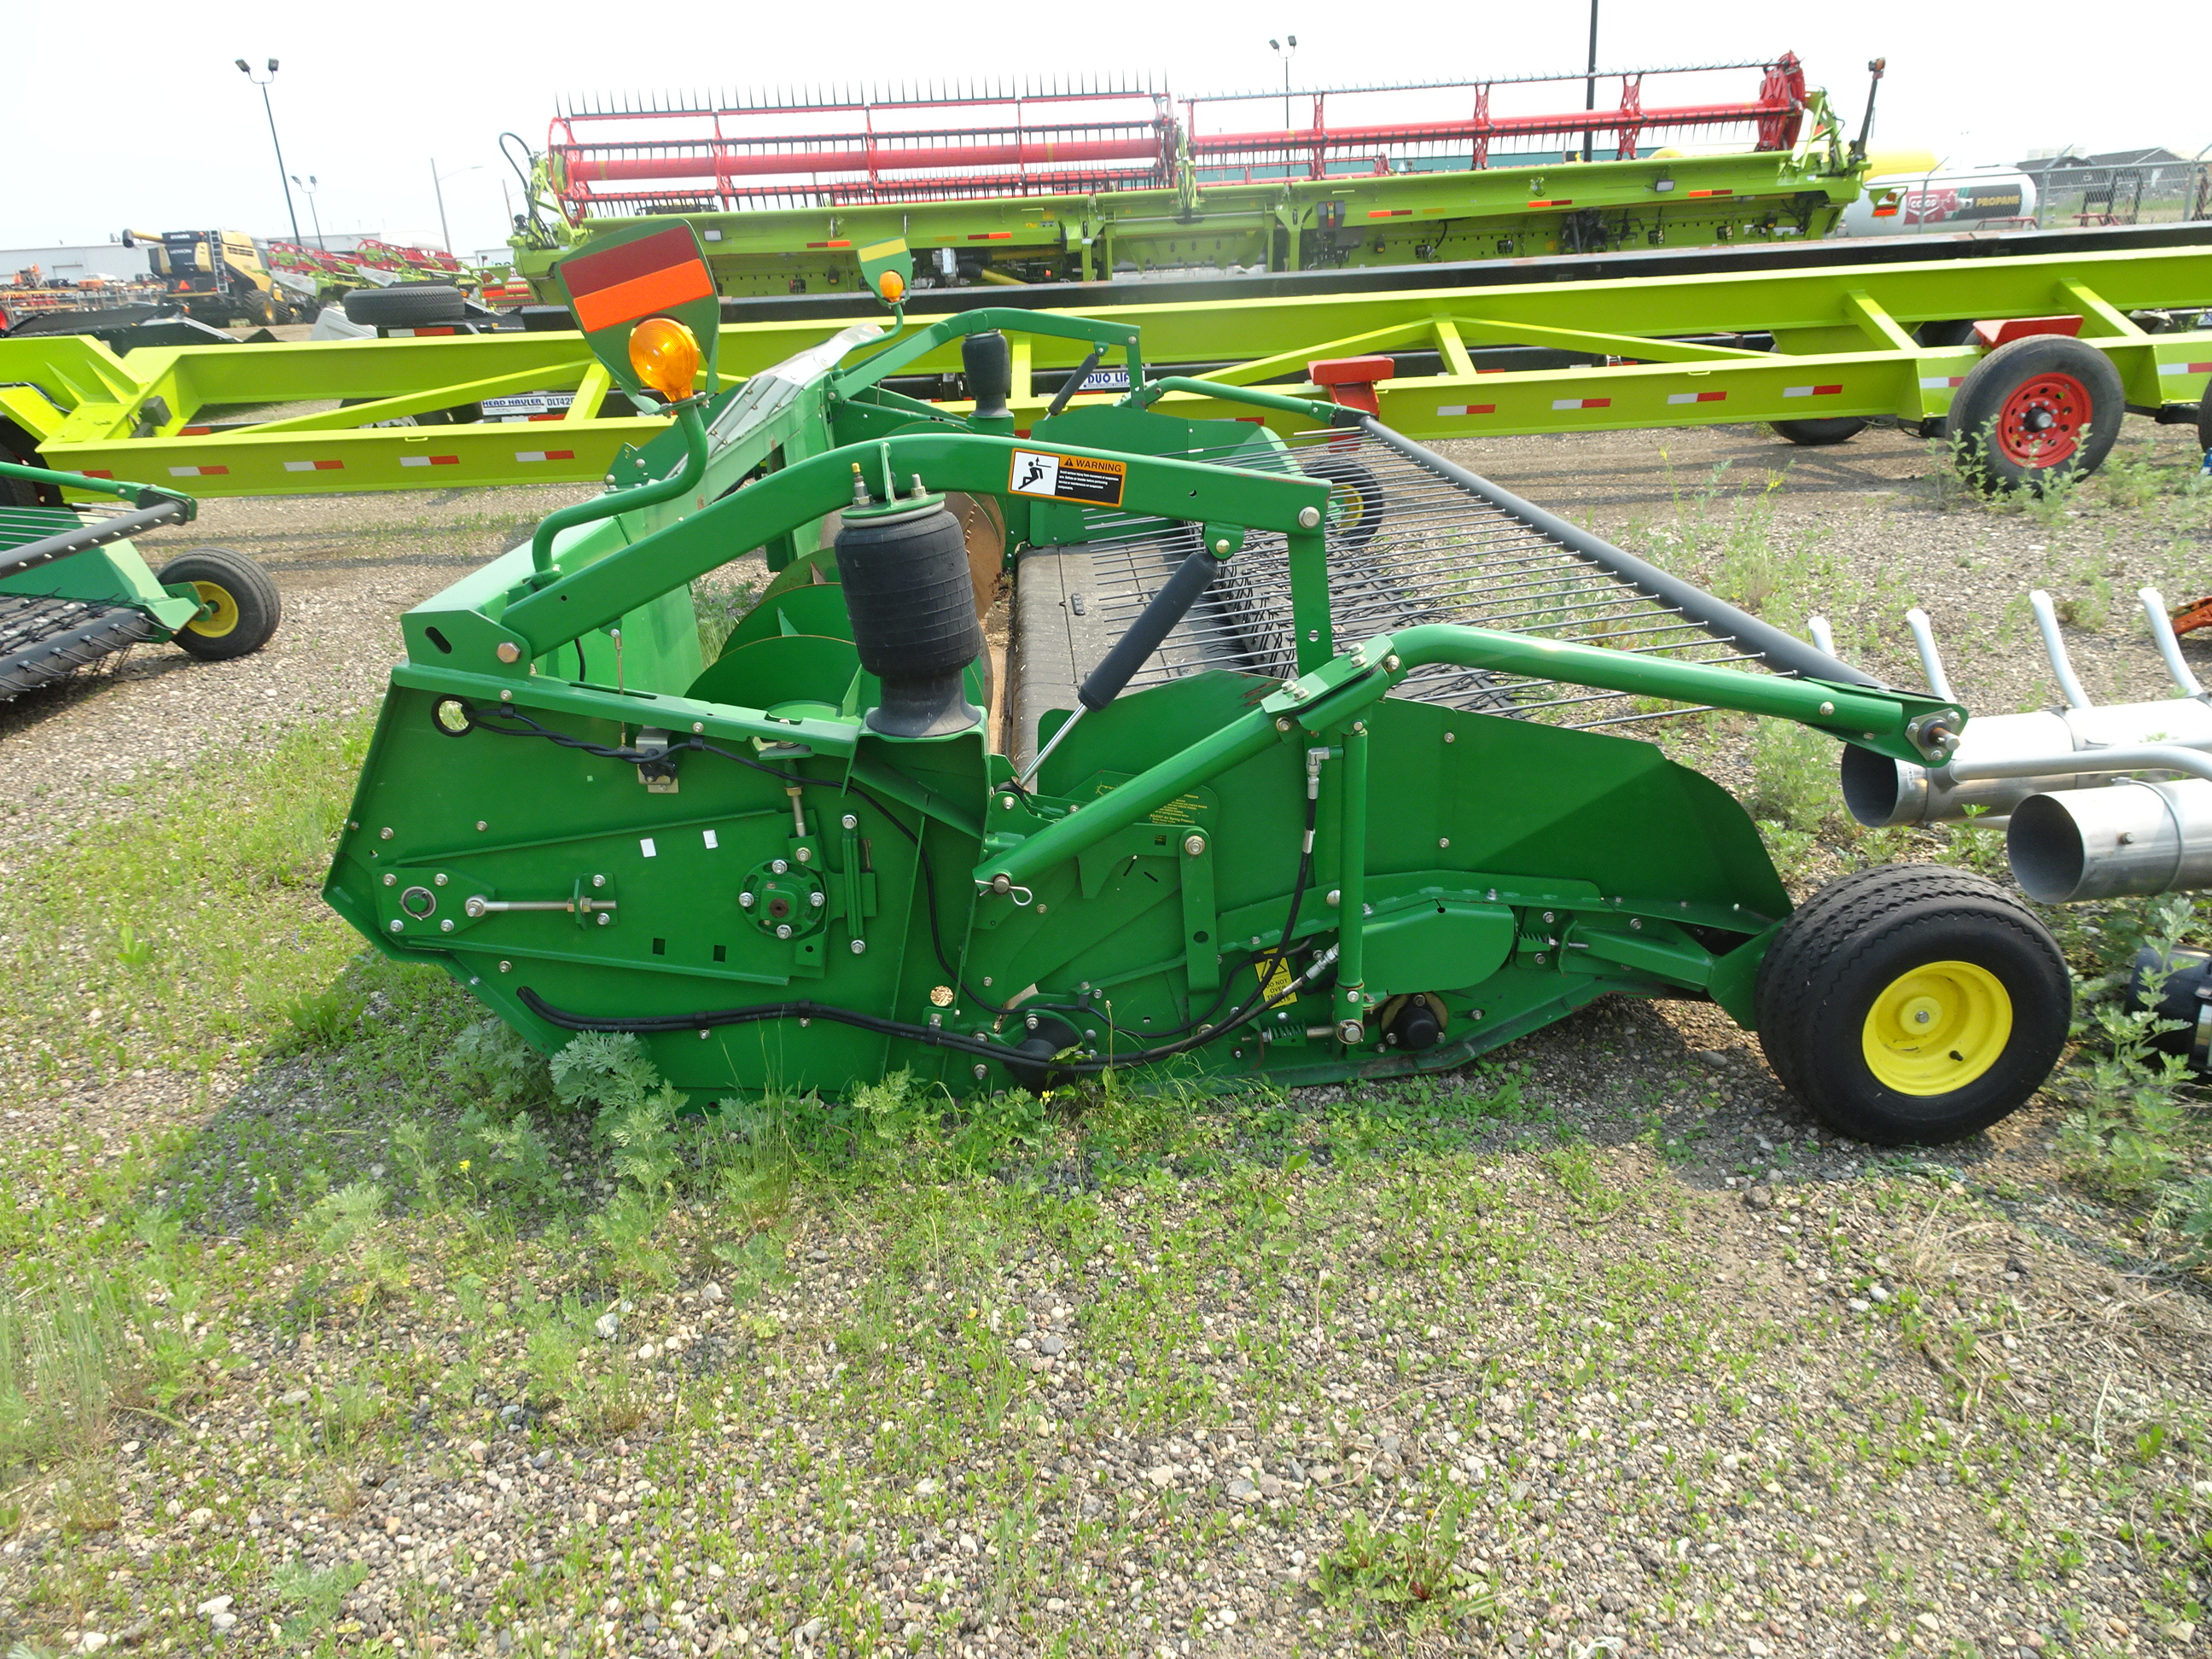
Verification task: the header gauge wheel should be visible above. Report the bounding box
[157,548,282,661]
[1755,864,2069,1144]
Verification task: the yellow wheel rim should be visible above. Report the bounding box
[1860,959,2011,1096]
[185,580,240,639]
[1330,486,1366,531]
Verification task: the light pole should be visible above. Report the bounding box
[1581,2,1599,162]
[1268,36,1297,131]
[236,59,303,246]
[289,174,325,250]
[431,160,483,256]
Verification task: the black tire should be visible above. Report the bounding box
[343,283,468,328]
[155,548,282,661]
[1947,335,2123,494]
[1772,416,1870,446]
[1301,452,1386,552]
[1754,864,2069,1145]
[338,398,482,428]
[0,428,55,509]
[2197,398,2209,459]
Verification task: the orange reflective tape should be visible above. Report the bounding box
[571,259,714,334]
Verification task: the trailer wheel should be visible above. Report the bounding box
[1754,864,2069,1145]
[1301,452,1386,552]
[1772,417,1869,446]
[343,283,469,327]
[1948,335,2122,493]
[157,548,282,661]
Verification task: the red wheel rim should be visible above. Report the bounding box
[1994,372,2089,467]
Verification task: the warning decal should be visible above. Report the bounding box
[1254,955,1298,1007]
[1009,449,1126,507]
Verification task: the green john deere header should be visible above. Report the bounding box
[324,223,2116,1150]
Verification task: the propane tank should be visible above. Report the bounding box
[833,476,985,738]
[1841,166,2039,236]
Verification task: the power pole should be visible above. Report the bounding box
[1582,3,1599,163]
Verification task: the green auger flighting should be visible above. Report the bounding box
[326,224,2081,1145]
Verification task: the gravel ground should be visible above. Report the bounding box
[0,484,591,864]
[3,413,2209,1658]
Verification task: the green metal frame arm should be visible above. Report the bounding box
[979,707,1283,890]
[976,625,1963,893]
[529,399,709,576]
[1441,316,1773,364]
[1369,625,1960,759]
[501,430,1327,656]
[831,307,1144,399]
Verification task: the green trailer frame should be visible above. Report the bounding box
[3,236,2206,496]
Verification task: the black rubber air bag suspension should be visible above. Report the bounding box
[834,498,986,737]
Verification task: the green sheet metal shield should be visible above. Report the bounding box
[552,222,721,399]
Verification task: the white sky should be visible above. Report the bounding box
[5,1,2202,258]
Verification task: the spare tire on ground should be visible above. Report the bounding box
[343,284,469,328]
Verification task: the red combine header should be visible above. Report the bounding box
[1181,56,1809,182]
[547,81,1177,216]
[543,57,1813,221]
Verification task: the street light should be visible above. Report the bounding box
[1581,2,1599,163]
[431,160,484,257]
[236,58,303,246]
[1268,36,1298,132]
[289,174,325,251]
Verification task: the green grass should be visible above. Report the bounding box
[0,719,370,1082]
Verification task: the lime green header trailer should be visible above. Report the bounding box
[2,242,2206,496]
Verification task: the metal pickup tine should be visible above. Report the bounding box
[1903,608,1957,703]
[2029,589,2095,709]
[2140,587,2208,698]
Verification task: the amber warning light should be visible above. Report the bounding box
[627,317,702,403]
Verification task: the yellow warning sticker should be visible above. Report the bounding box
[1010,449,1126,507]
[1255,956,1298,1006]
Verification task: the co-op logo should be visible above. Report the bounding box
[1900,185,2024,223]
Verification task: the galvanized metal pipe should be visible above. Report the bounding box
[1844,702,2212,827]
[2029,590,2095,710]
[1904,608,1956,702]
[2009,777,2212,902]
[2141,587,2208,697]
